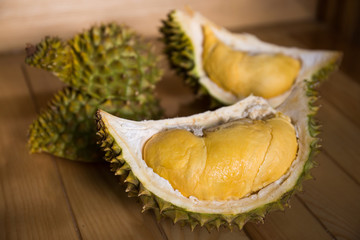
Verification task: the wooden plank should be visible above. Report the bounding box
[0,53,79,239]
[0,0,318,52]
[318,99,360,184]
[26,64,165,239]
[299,152,360,240]
[57,161,166,240]
[320,72,360,127]
[244,197,333,240]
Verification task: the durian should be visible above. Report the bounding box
[160,9,340,107]
[27,23,163,161]
[97,14,341,228]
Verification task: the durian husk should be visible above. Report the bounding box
[26,23,162,101]
[29,87,161,161]
[95,59,340,230]
[27,23,163,161]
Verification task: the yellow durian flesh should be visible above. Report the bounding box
[202,25,301,99]
[143,113,298,201]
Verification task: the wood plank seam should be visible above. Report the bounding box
[321,92,360,129]
[53,159,84,240]
[295,195,338,240]
[21,63,83,240]
[322,150,360,187]
[155,219,170,240]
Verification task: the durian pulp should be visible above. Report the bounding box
[202,25,301,99]
[143,113,298,201]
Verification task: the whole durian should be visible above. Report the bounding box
[27,23,163,161]
[96,10,341,230]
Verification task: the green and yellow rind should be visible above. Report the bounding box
[95,56,340,229]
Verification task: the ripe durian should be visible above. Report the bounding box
[160,9,340,107]
[96,52,340,230]
[27,23,163,161]
[97,60,337,229]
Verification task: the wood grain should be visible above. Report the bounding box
[244,197,333,240]
[0,54,79,239]
[319,72,360,127]
[0,0,318,52]
[318,100,360,184]
[299,152,360,240]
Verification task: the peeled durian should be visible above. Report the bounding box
[160,9,340,106]
[96,51,340,230]
[27,23,162,161]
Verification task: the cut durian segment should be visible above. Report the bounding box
[96,57,340,229]
[143,113,298,201]
[160,9,341,106]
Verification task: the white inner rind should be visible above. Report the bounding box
[174,10,339,107]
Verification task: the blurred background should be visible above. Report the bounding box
[0,0,359,81]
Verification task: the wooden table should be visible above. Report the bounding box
[1,22,359,240]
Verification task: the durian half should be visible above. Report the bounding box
[96,59,338,230]
[160,9,341,107]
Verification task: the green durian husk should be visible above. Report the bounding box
[160,11,222,109]
[27,23,163,161]
[95,60,340,230]
[29,87,161,161]
[160,11,199,90]
[160,11,201,91]
[26,23,162,101]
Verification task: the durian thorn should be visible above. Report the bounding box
[142,198,157,212]
[138,183,152,197]
[233,216,247,230]
[125,182,137,193]
[212,218,222,231]
[124,171,139,186]
[153,196,170,212]
[174,210,189,223]
[189,220,199,232]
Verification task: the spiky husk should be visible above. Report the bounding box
[29,87,161,161]
[95,60,339,229]
[160,11,199,90]
[27,23,163,161]
[26,23,162,101]
[160,11,223,109]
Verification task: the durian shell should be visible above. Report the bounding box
[96,55,340,230]
[29,87,161,161]
[26,23,162,101]
[160,10,341,107]
[27,23,163,161]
